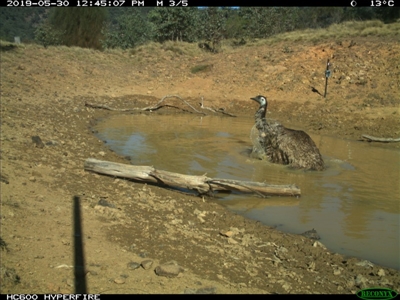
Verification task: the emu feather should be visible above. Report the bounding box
[250,95,324,171]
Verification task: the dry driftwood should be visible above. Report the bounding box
[85,95,236,117]
[199,96,236,117]
[84,158,301,198]
[361,134,400,143]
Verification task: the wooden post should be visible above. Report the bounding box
[324,59,331,98]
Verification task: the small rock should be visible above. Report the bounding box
[114,278,125,284]
[0,237,8,251]
[196,287,217,294]
[313,241,326,249]
[378,278,391,286]
[66,279,73,287]
[194,209,206,218]
[346,278,355,288]
[0,174,9,184]
[98,199,115,208]
[333,269,341,276]
[87,270,98,276]
[141,260,153,270]
[301,228,320,240]
[170,219,182,225]
[220,230,234,237]
[281,282,291,292]
[29,176,36,182]
[98,151,105,157]
[356,260,374,268]
[127,262,140,270]
[355,274,367,287]
[271,255,282,264]
[227,237,238,244]
[31,136,45,148]
[277,246,288,253]
[155,264,184,278]
[45,140,58,146]
[184,288,197,294]
[307,261,316,271]
[139,252,148,258]
[377,269,385,277]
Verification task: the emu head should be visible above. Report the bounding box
[251,95,267,107]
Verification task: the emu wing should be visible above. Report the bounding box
[275,127,324,170]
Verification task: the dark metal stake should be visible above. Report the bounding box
[324,59,331,98]
[73,196,87,294]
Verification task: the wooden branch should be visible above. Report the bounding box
[156,95,205,115]
[361,134,400,143]
[85,95,236,117]
[200,96,237,117]
[85,95,207,115]
[84,158,301,198]
[85,103,137,112]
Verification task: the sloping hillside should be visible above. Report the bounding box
[1,24,399,294]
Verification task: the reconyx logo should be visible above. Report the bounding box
[357,288,398,300]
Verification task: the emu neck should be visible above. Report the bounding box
[255,105,267,130]
[256,104,267,118]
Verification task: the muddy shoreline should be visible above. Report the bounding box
[1,40,399,293]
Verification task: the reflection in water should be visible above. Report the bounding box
[95,113,400,270]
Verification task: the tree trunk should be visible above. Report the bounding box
[84,158,301,198]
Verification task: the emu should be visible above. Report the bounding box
[250,95,324,171]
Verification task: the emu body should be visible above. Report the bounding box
[251,95,324,171]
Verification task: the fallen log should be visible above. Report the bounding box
[84,158,301,198]
[361,134,400,143]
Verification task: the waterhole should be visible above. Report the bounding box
[94,113,400,270]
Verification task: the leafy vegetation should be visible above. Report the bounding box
[0,40,23,52]
[0,7,47,42]
[148,7,200,42]
[48,8,107,49]
[102,9,154,49]
[34,23,64,48]
[0,7,398,50]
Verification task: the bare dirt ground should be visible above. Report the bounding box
[1,37,399,294]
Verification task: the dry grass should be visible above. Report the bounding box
[0,40,25,52]
[130,41,202,58]
[190,64,213,73]
[161,40,202,56]
[241,20,399,47]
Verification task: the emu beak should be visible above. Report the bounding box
[250,97,259,102]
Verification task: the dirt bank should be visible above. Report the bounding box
[1,37,399,294]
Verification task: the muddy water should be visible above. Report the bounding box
[94,113,400,270]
